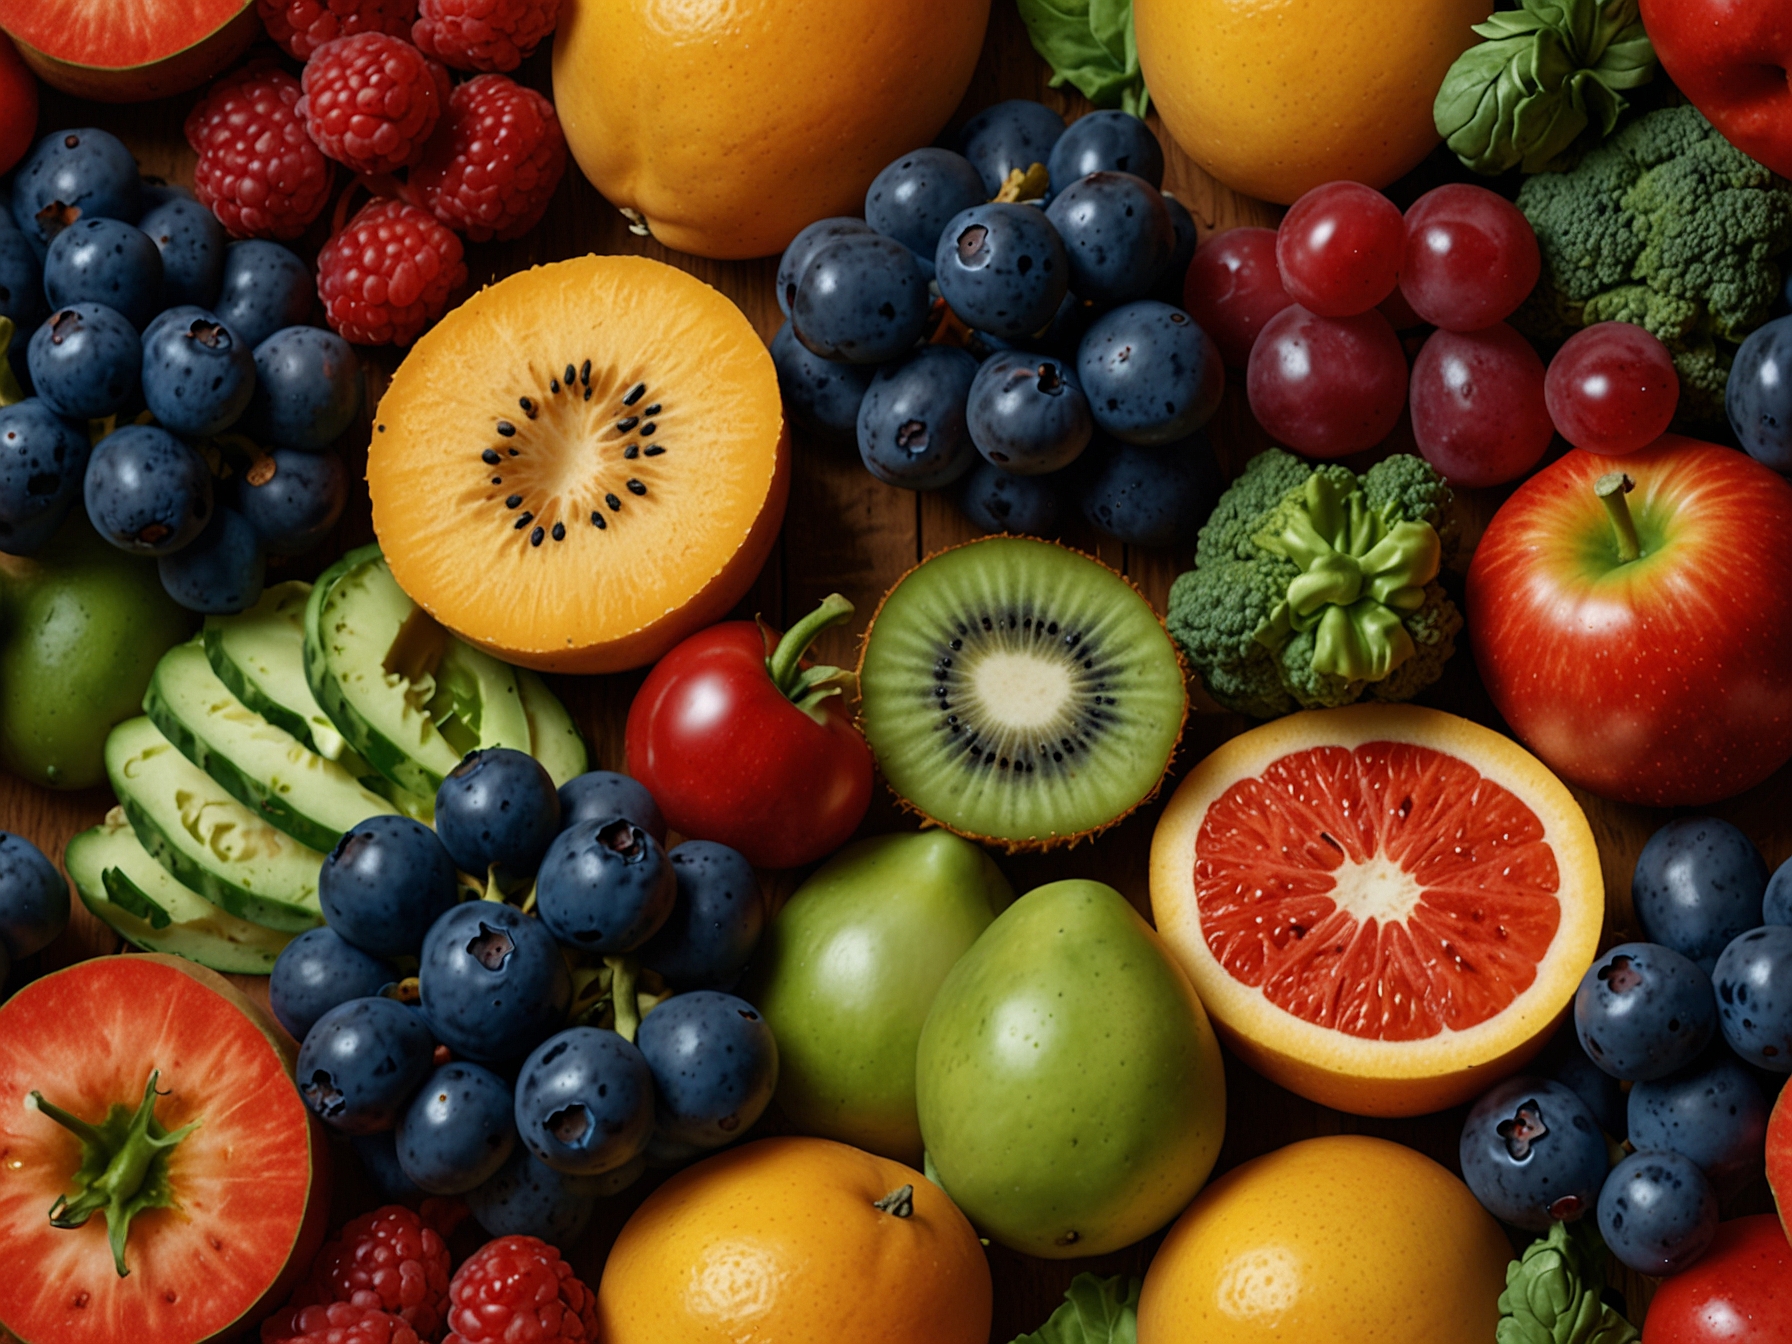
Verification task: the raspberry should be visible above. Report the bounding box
[412,0,558,72]
[411,75,565,241]
[185,60,334,241]
[318,197,466,346]
[262,1302,421,1344]
[301,33,449,175]
[288,1205,453,1337]
[258,0,417,61]
[443,1236,598,1344]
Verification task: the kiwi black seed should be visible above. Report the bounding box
[858,536,1187,849]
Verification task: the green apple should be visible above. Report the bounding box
[741,829,1011,1163]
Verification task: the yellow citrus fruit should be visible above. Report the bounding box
[1135,0,1486,204]
[1137,1135,1511,1344]
[1150,704,1604,1117]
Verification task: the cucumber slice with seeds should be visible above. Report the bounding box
[517,668,588,787]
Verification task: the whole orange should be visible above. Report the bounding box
[596,1136,991,1344]
[1135,0,1486,204]
[551,0,990,260]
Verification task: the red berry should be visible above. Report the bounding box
[301,33,448,175]
[443,1235,598,1344]
[186,60,335,241]
[1410,323,1554,487]
[1183,226,1292,370]
[1276,181,1404,318]
[413,0,558,72]
[258,0,418,62]
[262,1301,422,1344]
[288,1205,452,1339]
[1400,184,1540,333]
[1544,321,1680,455]
[1246,304,1408,459]
[318,197,467,346]
[411,74,566,241]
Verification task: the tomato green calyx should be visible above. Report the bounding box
[873,1183,916,1218]
[0,319,22,408]
[1595,471,1643,563]
[763,593,858,723]
[31,1070,201,1278]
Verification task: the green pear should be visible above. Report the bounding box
[742,829,1011,1162]
[916,879,1227,1258]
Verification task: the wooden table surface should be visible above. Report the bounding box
[13,3,1785,1337]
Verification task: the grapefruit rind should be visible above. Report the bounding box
[1149,704,1603,1117]
[1769,1081,1790,1241]
[4,0,258,102]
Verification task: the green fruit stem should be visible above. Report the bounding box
[607,955,642,1043]
[1596,471,1642,563]
[0,319,21,408]
[764,593,857,723]
[31,1070,201,1277]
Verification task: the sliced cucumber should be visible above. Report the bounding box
[146,640,397,852]
[67,808,294,975]
[105,716,326,933]
[517,669,588,787]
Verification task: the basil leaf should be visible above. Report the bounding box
[1017,0,1150,118]
[1010,1273,1142,1344]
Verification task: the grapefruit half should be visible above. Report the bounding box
[1770,1080,1790,1240]
[1150,704,1603,1117]
[0,0,257,102]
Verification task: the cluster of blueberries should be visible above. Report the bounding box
[274,750,771,1245]
[0,128,354,611]
[771,100,1225,547]
[1459,816,1792,1277]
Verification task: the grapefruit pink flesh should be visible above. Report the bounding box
[1,0,257,101]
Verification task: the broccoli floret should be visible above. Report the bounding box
[1166,449,1463,718]
[1515,103,1792,431]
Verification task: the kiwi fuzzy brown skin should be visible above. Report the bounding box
[854,536,1190,853]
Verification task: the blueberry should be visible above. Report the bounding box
[11,129,141,257]
[1079,434,1226,548]
[296,995,436,1134]
[1078,300,1225,445]
[244,327,362,451]
[138,194,226,310]
[1597,1150,1719,1276]
[776,217,874,318]
[0,831,69,959]
[1633,818,1768,973]
[956,458,1065,536]
[1628,1052,1769,1194]
[1729,315,1792,473]
[1459,1075,1610,1230]
[1538,1024,1628,1138]
[1045,172,1175,306]
[857,345,979,490]
[43,218,162,330]
[966,350,1092,475]
[84,423,213,555]
[270,926,397,1040]
[351,1129,427,1202]
[637,991,778,1151]
[771,320,874,444]
[0,230,48,362]
[637,840,763,990]
[791,232,930,364]
[1712,924,1792,1072]
[1155,194,1199,301]
[557,770,666,845]
[1575,941,1718,1081]
[157,506,265,614]
[435,747,562,889]
[237,448,348,556]
[137,181,196,210]
[957,99,1067,197]
[0,398,91,556]
[466,1145,624,1247]
[320,815,460,958]
[214,240,313,349]
[396,1061,517,1195]
[537,819,676,956]
[513,1026,655,1176]
[28,303,141,419]
[864,148,987,275]
[1047,110,1165,194]
[141,307,256,438]
[1770,856,1792,925]
[418,901,571,1063]
[933,203,1069,341]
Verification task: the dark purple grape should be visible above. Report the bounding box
[434,747,561,889]
[1633,817,1768,973]
[237,448,348,556]
[83,423,213,556]
[1628,1051,1769,1194]
[1712,924,1792,1072]
[244,326,362,451]
[1597,1150,1719,1275]
[214,240,313,348]
[396,1061,517,1195]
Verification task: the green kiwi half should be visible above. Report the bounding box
[857,537,1188,849]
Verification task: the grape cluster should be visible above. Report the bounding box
[0,128,354,611]
[276,754,773,1246]
[770,102,1223,548]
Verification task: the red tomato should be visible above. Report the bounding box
[625,594,873,869]
[1643,1215,1792,1343]
[0,35,37,176]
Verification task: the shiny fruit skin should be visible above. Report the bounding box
[1400,183,1541,332]
[0,35,36,175]
[1275,181,1403,318]
[551,0,989,259]
[1184,227,1291,369]
[1137,1135,1509,1344]
[1409,322,1554,487]
[1547,321,1679,457]
[1468,436,1792,806]
[1641,1214,1792,1344]
[1768,1080,1789,1237]
[1246,304,1407,458]
[596,1136,991,1344]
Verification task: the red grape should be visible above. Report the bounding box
[1409,323,1553,486]
[1183,226,1292,369]
[1544,321,1679,455]
[1276,181,1404,318]
[1246,304,1408,459]
[1400,184,1541,332]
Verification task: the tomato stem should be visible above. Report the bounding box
[1595,471,1642,564]
[764,593,858,722]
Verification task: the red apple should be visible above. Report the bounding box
[1638,0,1792,177]
[1771,1081,1790,1241]
[1466,435,1792,805]
[1642,1215,1792,1343]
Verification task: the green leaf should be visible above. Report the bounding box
[1017,0,1150,118]
[1011,1274,1142,1344]
[1496,1222,1639,1344]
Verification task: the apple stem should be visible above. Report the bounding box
[1595,472,1642,564]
